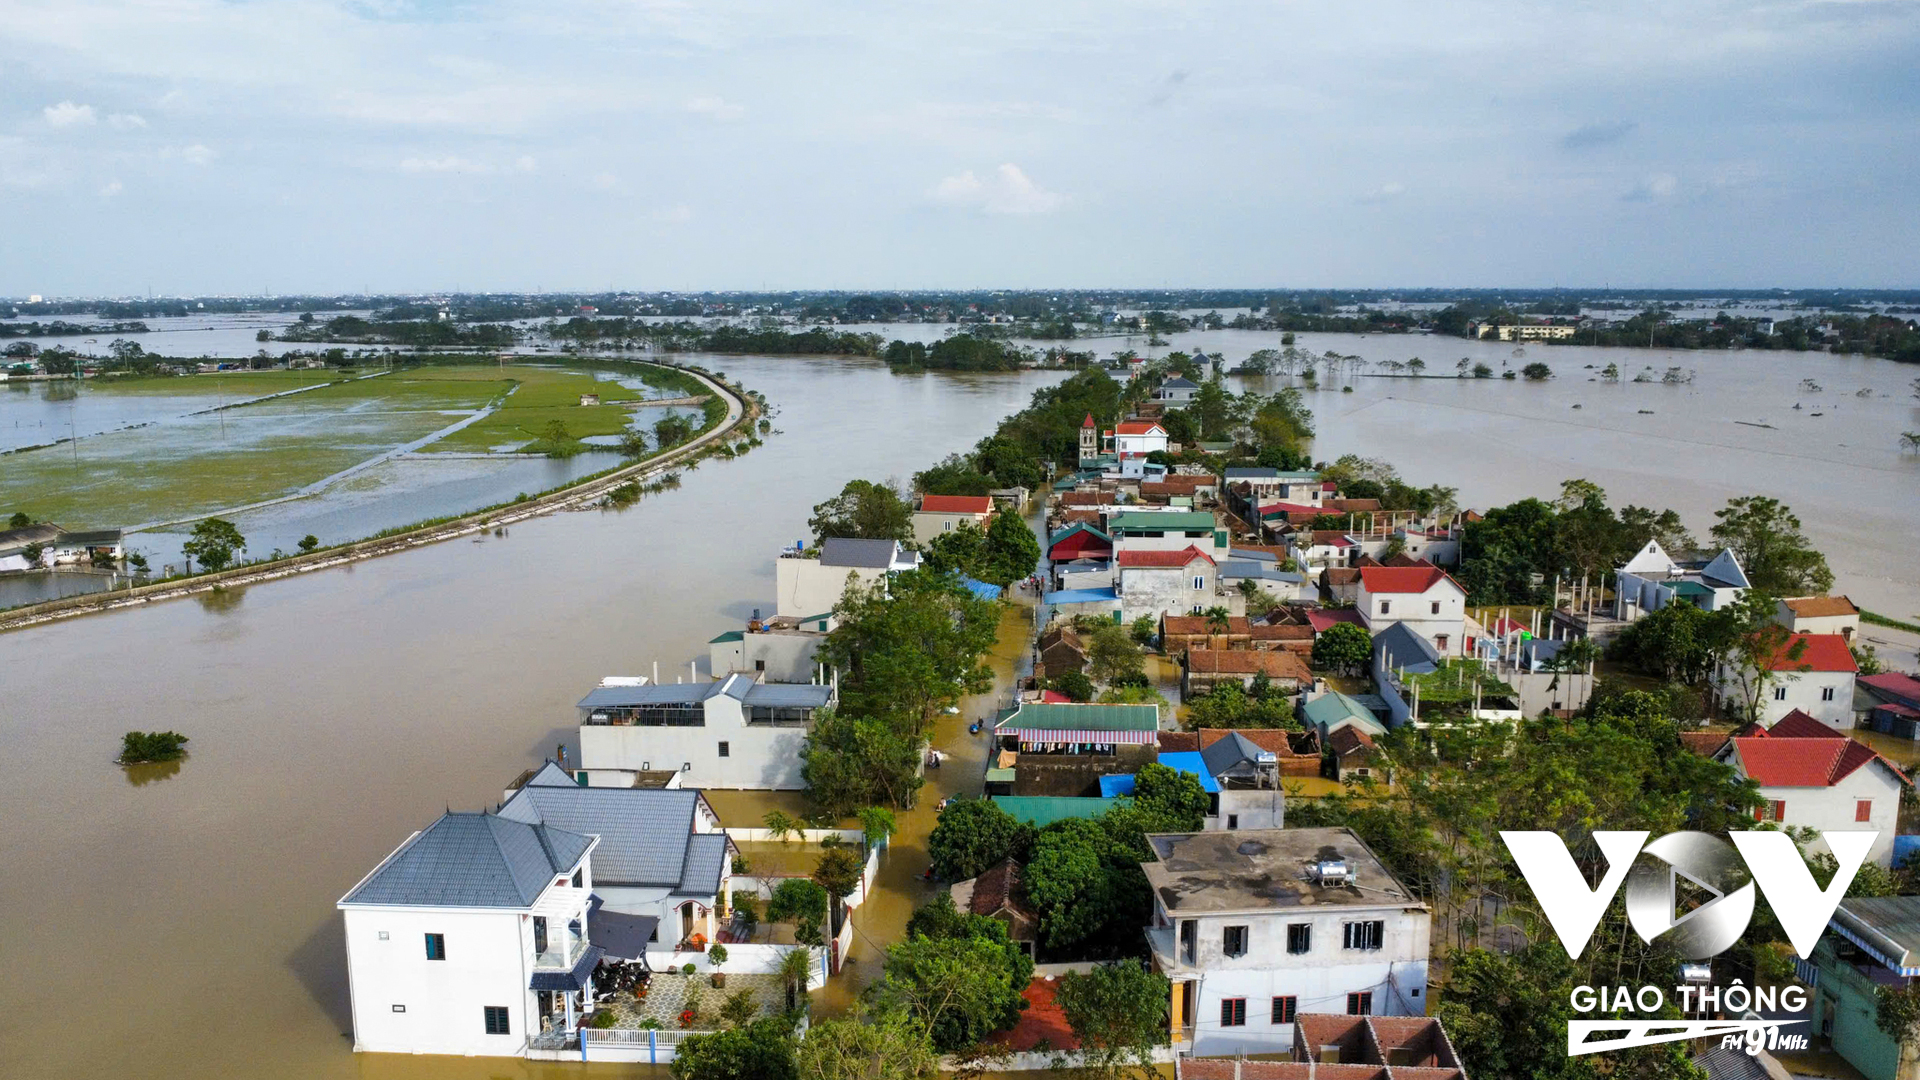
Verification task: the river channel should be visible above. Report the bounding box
[3,332,1918,1079]
[0,355,1063,1080]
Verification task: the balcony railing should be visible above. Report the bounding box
[534,933,590,970]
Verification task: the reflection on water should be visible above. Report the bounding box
[123,758,185,786]
[195,584,247,614]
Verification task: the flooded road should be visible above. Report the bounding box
[0,356,1063,1080]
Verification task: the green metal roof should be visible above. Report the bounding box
[1107,512,1218,533]
[1300,691,1384,732]
[708,630,745,643]
[1673,581,1715,598]
[996,701,1161,732]
[1049,522,1111,545]
[991,795,1129,828]
[984,767,1016,783]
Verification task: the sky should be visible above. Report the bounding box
[2,0,1917,295]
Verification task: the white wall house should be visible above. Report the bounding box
[1155,376,1200,403]
[338,806,599,1057]
[1356,565,1468,657]
[1714,632,1858,728]
[774,537,917,618]
[1224,469,1324,506]
[1142,828,1431,1057]
[1719,715,1909,867]
[1117,546,1220,623]
[1107,512,1228,558]
[911,494,994,545]
[709,616,831,681]
[577,673,835,790]
[1614,541,1748,621]
[1777,595,1862,641]
[1108,420,1169,478]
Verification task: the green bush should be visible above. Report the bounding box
[120,730,188,763]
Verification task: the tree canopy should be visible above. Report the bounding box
[927,798,1034,881]
[1710,495,1834,595]
[808,479,914,543]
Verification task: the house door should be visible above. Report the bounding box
[681,901,697,943]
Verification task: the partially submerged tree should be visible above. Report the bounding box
[181,517,246,573]
[808,479,913,543]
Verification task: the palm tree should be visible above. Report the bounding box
[777,944,814,1014]
[1204,606,1232,637]
[763,811,797,843]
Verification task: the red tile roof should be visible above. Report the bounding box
[1679,731,1730,757]
[1307,608,1366,633]
[1114,420,1165,436]
[1767,709,1847,739]
[1082,412,1096,428]
[1862,672,1920,702]
[919,494,992,515]
[967,857,1032,919]
[1158,728,1312,757]
[1310,531,1356,547]
[986,977,1077,1053]
[1163,614,1251,636]
[1783,595,1859,618]
[1359,565,1461,595]
[1328,725,1377,758]
[1758,632,1857,673]
[1187,648,1313,682]
[1733,736,1905,788]
[1116,546,1215,569]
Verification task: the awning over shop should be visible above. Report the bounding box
[1002,727,1157,745]
[530,945,604,992]
[589,908,659,961]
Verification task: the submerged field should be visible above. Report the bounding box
[0,363,705,531]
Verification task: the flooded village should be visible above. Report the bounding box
[5,320,1920,1080]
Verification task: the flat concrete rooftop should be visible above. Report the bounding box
[1143,828,1420,915]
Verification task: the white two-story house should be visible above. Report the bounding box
[338,808,601,1057]
[1108,420,1169,478]
[1714,631,1858,728]
[774,537,918,618]
[338,765,738,1058]
[912,494,994,545]
[1117,546,1219,623]
[1143,828,1431,1056]
[1357,565,1467,657]
[577,673,835,789]
[1717,711,1908,867]
[1614,541,1748,621]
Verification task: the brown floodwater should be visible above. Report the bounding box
[0,356,1061,1080]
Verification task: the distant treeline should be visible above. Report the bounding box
[882,336,1029,371]
[0,320,149,338]
[278,316,519,347]
[545,318,887,357]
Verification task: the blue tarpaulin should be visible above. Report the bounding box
[1099,752,1221,798]
[960,577,1003,601]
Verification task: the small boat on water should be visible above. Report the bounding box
[1638,409,1654,415]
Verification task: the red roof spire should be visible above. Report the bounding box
[1082,413,1096,428]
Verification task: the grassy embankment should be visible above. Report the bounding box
[0,363,705,529]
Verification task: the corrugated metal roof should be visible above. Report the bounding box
[577,682,724,708]
[740,682,833,707]
[1107,512,1217,533]
[341,812,593,908]
[990,795,1127,827]
[996,701,1160,732]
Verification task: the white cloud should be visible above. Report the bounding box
[652,204,692,223]
[99,179,123,197]
[685,96,745,121]
[928,163,1066,215]
[107,113,147,129]
[1358,181,1406,204]
[400,155,484,173]
[180,143,215,165]
[514,155,537,173]
[1622,172,1679,202]
[44,101,97,127]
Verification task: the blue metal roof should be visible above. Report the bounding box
[740,682,833,707]
[530,945,605,991]
[1157,751,1221,792]
[1045,587,1119,604]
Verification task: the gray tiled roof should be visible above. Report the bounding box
[498,785,706,888]
[341,812,593,908]
[1199,731,1268,776]
[819,537,905,568]
[1220,560,1304,584]
[1223,467,1279,480]
[526,761,579,787]
[676,834,729,896]
[1373,621,1441,675]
